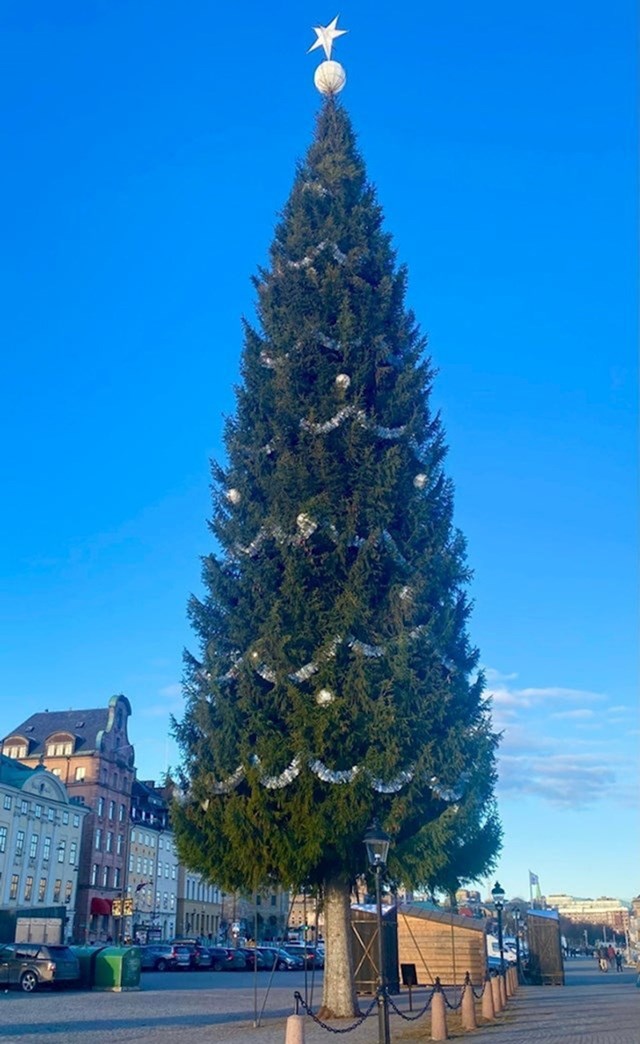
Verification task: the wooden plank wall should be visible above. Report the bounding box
[397,913,486,986]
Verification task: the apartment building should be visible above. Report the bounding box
[0,755,88,940]
[3,694,135,942]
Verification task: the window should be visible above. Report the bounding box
[108,801,115,820]
[51,768,61,778]
[3,795,11,811]
[52,878,62,902]
[15,831,25,857]
[165,863,169,879]
[119,804,125,822]
[46,741,72,756]
[136,857,142,874]
[0,827,6,853]
[142,858,148,875]
[170,894,175,910]
[97,797,104,817]
[163,892,168,909]
[171,865,176,880]
[150,834,156,848]
[43,836,51,861]
[155,891,161,908]
[90,864,98,886]
[29,834,38,859]
[113,772,118,790]
[75,766,85,782]
[62,811,69,825]
[34,804,42,819]
[102,866,109,888]
[69,841,77,865]
[10,874,19,900]
[270,895,276,906]
[106,832,113,853]
[57,840,66,863]
[144,833,149,846]
[113,867,121,889]
[47,808,55,821]
[38,877,46,902]
[64,881,72,904]
[95,829,102,851]
[159,837,163,850]
[24,876,33,902]
[5,743,27,758]
[129,854,133,872]
[73,814,80,828]
[21,800,28,814]
[117,833,124,855]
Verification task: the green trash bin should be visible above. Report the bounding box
[93,946,142,991]
[70,945,105,989]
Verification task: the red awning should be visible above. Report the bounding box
[90,897,113,916]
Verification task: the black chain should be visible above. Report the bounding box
[386,984,436,1021]
[471,978,488,1000]
[293,991,378,1034]
[441,980,464,1011]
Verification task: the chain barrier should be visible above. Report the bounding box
[294,974,482,1035]
[386,983,436,1021]
[441,978,465,1011]
[471,977,488,1000]
[293,991,378,1034]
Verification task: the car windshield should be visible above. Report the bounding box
[42,946,76,960]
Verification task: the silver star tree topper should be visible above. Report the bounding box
[308,15,348,95]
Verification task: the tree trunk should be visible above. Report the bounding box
[317,874,359,1019]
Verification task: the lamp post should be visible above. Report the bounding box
[491,881,506,973]
[364,821,391,1044]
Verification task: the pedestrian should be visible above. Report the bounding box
[607,944,616,967]
[615,950,623,972]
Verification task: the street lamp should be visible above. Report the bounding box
[513,907,521,983]
[491,881,506,973]
[364,821,391,1044]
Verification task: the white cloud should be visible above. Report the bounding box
[550,709,595,721]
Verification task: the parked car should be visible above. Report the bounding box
[204,946,243,971]
[172,943,212,970]
[282,943,324,969]
[0,943,80,993]
[139,944,178,971]
[257,946,305,971]
[237,947,268,970]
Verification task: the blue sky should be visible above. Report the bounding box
[1,2,637,904]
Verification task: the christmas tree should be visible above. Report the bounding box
[173,31,500,1018]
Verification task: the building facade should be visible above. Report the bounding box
[125,779,179,942]
[3,694,135,942]
[547,893,631,932]
[0,756,88,940]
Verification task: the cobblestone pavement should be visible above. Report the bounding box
[0,959,637,1044]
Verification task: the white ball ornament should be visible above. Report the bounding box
[413,474,427,490]
[314,60,346,95]
[316,688,335,705]
[335,373,351,391]
[226,488,241,505]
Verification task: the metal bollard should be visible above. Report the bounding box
[461,974,477,1030]
[430,980,448,1040]
[284,1013,305,1044]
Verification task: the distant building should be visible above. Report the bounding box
[126,779,178,942]
[0,755,88,940]
[547,893,630,932]
[176,867,221,941]
[3,694,135,942]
